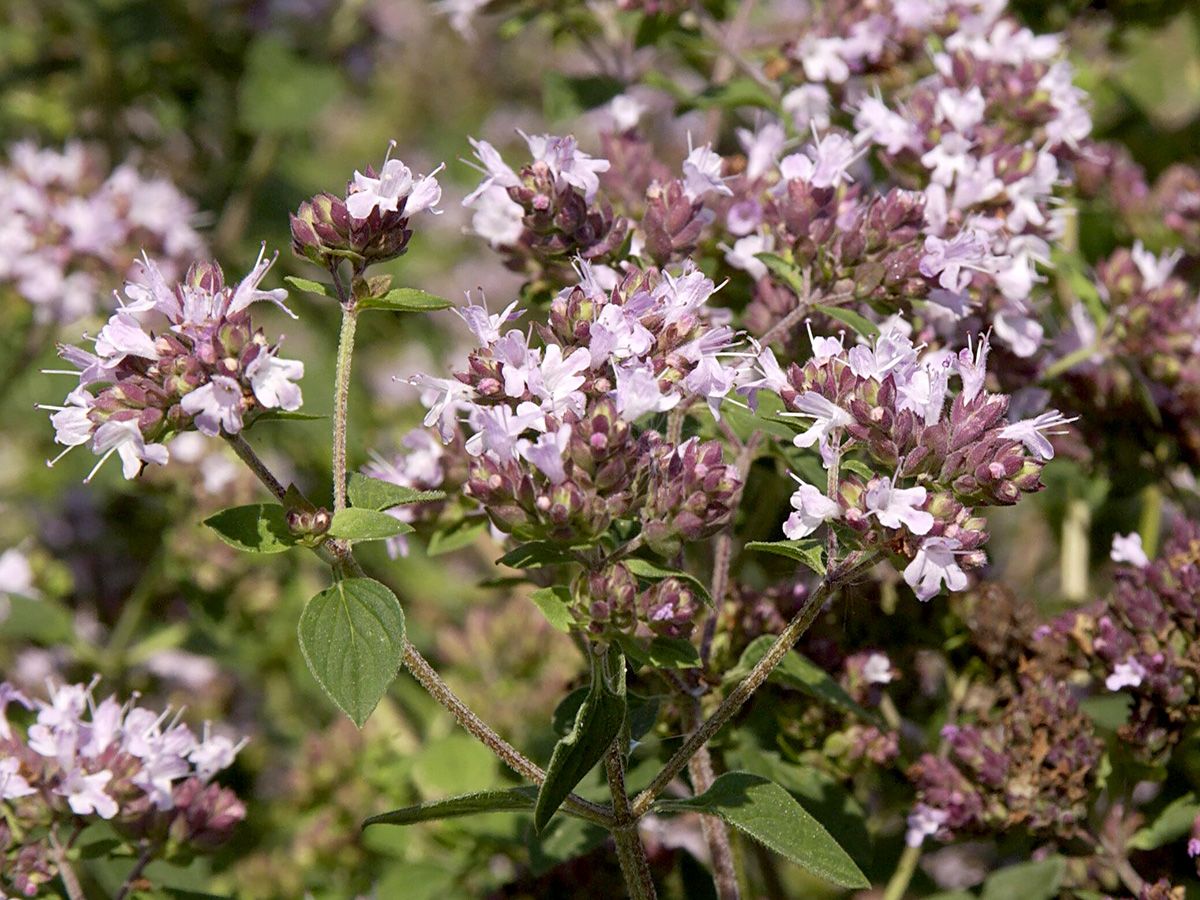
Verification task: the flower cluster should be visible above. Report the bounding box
[0,141,204,324]
[1076,141,1200,258]
[413,262,742,542]
[291,143,443,271]
[382,261,743,639]
[45,251,303,481]
[1,678,244,897]
[709,1,1090,359]
[1052,241,1200,465]
[465,128,737,283]
[463,132,625,277]
[760,327,1059,600]
[1037,520,1200,759]
[906,671,1103,847]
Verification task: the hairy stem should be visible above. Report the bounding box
[49,828,86,900]
[332,304,359,513]
[225,431,610,828]
[694,4,778,98]
[114,842,157,900]
[404,642,611,826]
[881,843,921,900]
[826,439,841,561]
[683,703,740,900]
[631,551,878,817]
[605,736,658,900]
[701,432,762,667]
[224,433,288,501]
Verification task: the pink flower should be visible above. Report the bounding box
[181,375,245,437]
[57,767,118,819]
[517,425,572,485]
[783,478,841,539]
[998,410,1075,460]
[1105,657,1146,692]
[1109,532,1150,568]
[682,142,731,201]
[865,477,933,535]
[904,537,969,601]
[783,392,853,452]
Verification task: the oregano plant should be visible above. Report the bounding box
[10,0,1200,897]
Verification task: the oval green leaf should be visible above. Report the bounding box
[328,508,414,542]
[203,504,299,554]
[358,288,454,313]
[297,577,406,727]
[347,473,445,510]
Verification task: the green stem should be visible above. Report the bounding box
[1039,338,1107,383]
[1061,496,1090,603]
[332,303,359,513]
[114,841,157,900]
[100,548,164,676]
[826,439,841,561]
[404,642,612,827]
[1139,484,1163,558]
[224,433,288,501]
[630,550,879,817]
[683,705,740,900]
[605,733,658,900]
[49,827,86,900]
[882,843,922,900]
[224,431,611,828]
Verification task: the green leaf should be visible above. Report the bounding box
[1128,792,1199,850]
[297,577,406,727]
[730,636,880,724]
[715,392,797,442]
[731,746,871,866]
[682,77,777,112]
[543,72,626,122]
[347,473,445,510]
[358,288,454,313]
[528,816,610,876]
[203,504,299,554]
[813,303,879,339]
[623,557,712,606]
[756,253,806,296]
[617,634,702,670]
[530,586,574,633]
[627,694,662,744]
[410,733,498,797]
[238,38,342,135]
[655,772,869,889]
[251,409,327,423]
[745,540,826,576]
[1080,692,1132,731]
[497,541,579,569]
[364,787,538,828]
[283,276,331,297]
[426,518,489,556]
[554,689,661,743]
[327,508,414,542]
[979,857,1065,900]
[535,647,627,831]
[2,594,73,644]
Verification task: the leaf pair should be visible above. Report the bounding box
[203,495,419,552]
[364,769,870,891]
[284,275,453,313]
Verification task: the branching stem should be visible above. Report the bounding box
[631,550,878,817]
